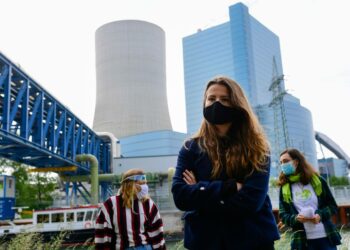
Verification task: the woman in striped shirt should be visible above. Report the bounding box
[95,168,166,250]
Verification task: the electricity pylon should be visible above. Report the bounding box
[269,57,290,163]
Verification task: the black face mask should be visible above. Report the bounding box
[203,101,247,125]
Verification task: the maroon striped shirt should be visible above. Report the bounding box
[95,194,166,250]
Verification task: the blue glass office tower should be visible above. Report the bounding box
[183,2,317,173]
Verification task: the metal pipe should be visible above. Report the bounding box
[75,154,99,205]
[60,174,119,183]
[96,132,120,158]
[96,132,121,172]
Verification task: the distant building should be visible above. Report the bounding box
[0,175,16,220]
[119,130,186,157]
[93,20,186,160]
[92,4,321,174]
[183,2,317,173]
[93,20,172,138]
[318,157,348,178]
[113,154,178,173]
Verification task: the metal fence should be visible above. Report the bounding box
[154,183,350,211]
[268,186,350,209]
[53,179,350,212]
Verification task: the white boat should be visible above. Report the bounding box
[0,205,99,246]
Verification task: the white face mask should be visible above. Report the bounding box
[137,184,149,199]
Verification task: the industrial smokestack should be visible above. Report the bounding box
[93,20,172,138]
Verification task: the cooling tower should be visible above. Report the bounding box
[93,20,172,138]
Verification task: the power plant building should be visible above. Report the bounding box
[93,20,172,138]
[92,5,327,171]
[183,3,318,172]
[93,20,185,157]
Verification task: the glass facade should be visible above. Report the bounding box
[183,23,235,135]
[119,130,186,157]
[256,95,318,175]
[284,95,317,167]
[183,2,318,175]
[318,158,348,178]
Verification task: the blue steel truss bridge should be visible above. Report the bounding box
[0,52,112,204]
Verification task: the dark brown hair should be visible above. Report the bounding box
[278,148,318,186]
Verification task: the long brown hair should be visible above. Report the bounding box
[193,76,269,179]
[119,168,148,208]
[278,148,318,186]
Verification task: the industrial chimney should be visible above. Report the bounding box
[93,20,172,138]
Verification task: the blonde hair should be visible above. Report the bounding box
[193,76,269,179]
[119,168,148,208]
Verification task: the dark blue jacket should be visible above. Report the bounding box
[171,139,280,250]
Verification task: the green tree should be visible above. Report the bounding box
[269,178,279,188]
[31,172,57,209]
[0,159,57,210]
[329,176,349,186]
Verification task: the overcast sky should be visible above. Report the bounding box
[0,0,349,159]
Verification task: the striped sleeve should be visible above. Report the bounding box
[95,197,116,250]
[147,199,166,250]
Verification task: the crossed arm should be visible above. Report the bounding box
[183,169,243,191]
[172,145,270,214]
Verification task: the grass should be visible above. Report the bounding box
[338,226,350,250]
[0,231,95,250]
[0,232,61,250]
[167,227,350,250]
[0,227,349,250]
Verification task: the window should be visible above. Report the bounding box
[66,212,74,222]
[77,212,85,222]
[52,213,64,223]
[92,210,98,221]
[37,214,49,223]
[85,211,93,221]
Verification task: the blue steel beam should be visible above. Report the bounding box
[2,65,11,131]
[0,65,9,88]
[0,52,111,176]
[43,103,54,138]
[9,81,27,124]
[77,182,91,204]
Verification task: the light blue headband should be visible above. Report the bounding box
[121,174,146,183]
